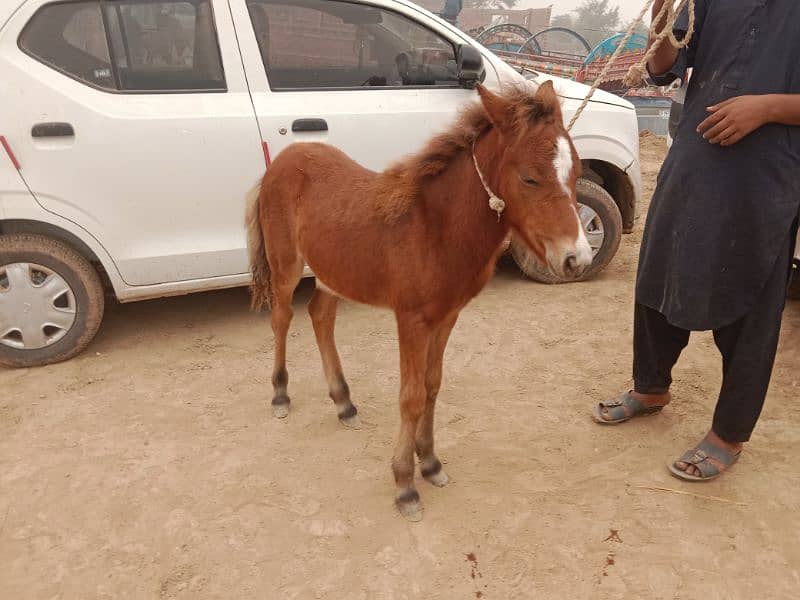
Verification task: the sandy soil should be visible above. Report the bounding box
[2,134,799,600]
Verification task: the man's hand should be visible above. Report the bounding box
[697,95,774,146]
[648,0,679,76]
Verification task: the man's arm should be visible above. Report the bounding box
[646,0,704,86]
[698,95,800,146]
[648,0,680,76]
[764,94,800,126]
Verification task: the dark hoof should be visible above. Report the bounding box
[337,404,360,429]
[421,459,450,487]
[395,489,423,522]
[272,395,290,419]
[339,413,361,429]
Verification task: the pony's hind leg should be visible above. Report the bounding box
[269,259,303,419]
[308,288,360,428]
[416,312,458,488]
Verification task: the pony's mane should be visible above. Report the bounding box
[376,84,559,221]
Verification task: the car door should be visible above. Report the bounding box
[229,0,499,172]
[1,0,264,286]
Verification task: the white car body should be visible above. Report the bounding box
[0,0,641,303]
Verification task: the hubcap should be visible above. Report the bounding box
[0,263,76,350]
[578,202,605,257]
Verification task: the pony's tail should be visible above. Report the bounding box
[245,179,272,311]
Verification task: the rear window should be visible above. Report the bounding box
[19,0,226,92]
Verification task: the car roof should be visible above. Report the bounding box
[1,1,28,33]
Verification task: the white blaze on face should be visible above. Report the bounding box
[553,136,573,197]
[573,206,594,268]
[554,136,591,269]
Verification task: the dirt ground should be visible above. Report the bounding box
[2,134,799,600]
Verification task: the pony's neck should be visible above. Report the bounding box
[421,128,511,271]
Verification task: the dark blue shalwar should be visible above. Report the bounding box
[633,0,800,442]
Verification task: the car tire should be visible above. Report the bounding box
[510,178,623,284]
[0,234,105,368]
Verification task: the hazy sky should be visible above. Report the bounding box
[519,0,647,24]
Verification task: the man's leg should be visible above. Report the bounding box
[675,229,795,477]
[714,234,794,441]
[598,302,689,421]
[632,302,691,398]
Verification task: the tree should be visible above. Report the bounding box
[575,0,620,46]
[550,13,575,29]
[624,18,650,39]
[551,0,621,47]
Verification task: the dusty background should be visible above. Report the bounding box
[2,135,799,599]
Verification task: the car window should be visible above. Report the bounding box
[246,0,459,90]
[20,0,225,92]
[104,1,225,90]
[20,2,116,90]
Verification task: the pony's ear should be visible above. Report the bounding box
[477,84,512,132]
[534,80,562,121]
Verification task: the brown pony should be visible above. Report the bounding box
[247,81,592,521]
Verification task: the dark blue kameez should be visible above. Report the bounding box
[638,0,800,330]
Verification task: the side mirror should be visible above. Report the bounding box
[456,44,484,89]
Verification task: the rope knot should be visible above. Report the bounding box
[488,195,505,220]
[623,63,649,88]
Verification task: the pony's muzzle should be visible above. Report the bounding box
[563,218,594,278]
[549,238,593,279]
[562,253,586,279]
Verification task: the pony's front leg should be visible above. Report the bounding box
[392,313,433,522]
[417,312,458,488]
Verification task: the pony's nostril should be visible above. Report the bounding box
[564,253,578,275]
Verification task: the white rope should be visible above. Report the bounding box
[472,141,505,220]
[566,0,695,131]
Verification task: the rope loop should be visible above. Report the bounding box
[567,0,696,131]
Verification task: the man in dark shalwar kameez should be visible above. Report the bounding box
[592,0,800,481]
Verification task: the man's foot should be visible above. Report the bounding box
[629,390,671,407]
[670,431,743,481]
[592,391,671,424]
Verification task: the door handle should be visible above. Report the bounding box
[32,122,75,138]
[292,118,328,133]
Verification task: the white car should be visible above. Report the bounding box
[0,0,642,367]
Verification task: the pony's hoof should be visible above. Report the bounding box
[398,500,423,522]
[272,395,290,419]
[339,413,361,429]
[396,489,423,522]
[425,469,450,487]
[421,459,449,487]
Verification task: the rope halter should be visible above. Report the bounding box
[472,140,505,220]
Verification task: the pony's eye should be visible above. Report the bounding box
[520,175,538,186]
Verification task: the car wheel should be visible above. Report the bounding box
[510,178,623,284]
[0,233,105,368]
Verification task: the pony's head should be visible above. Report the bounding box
[475,81,592,279]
